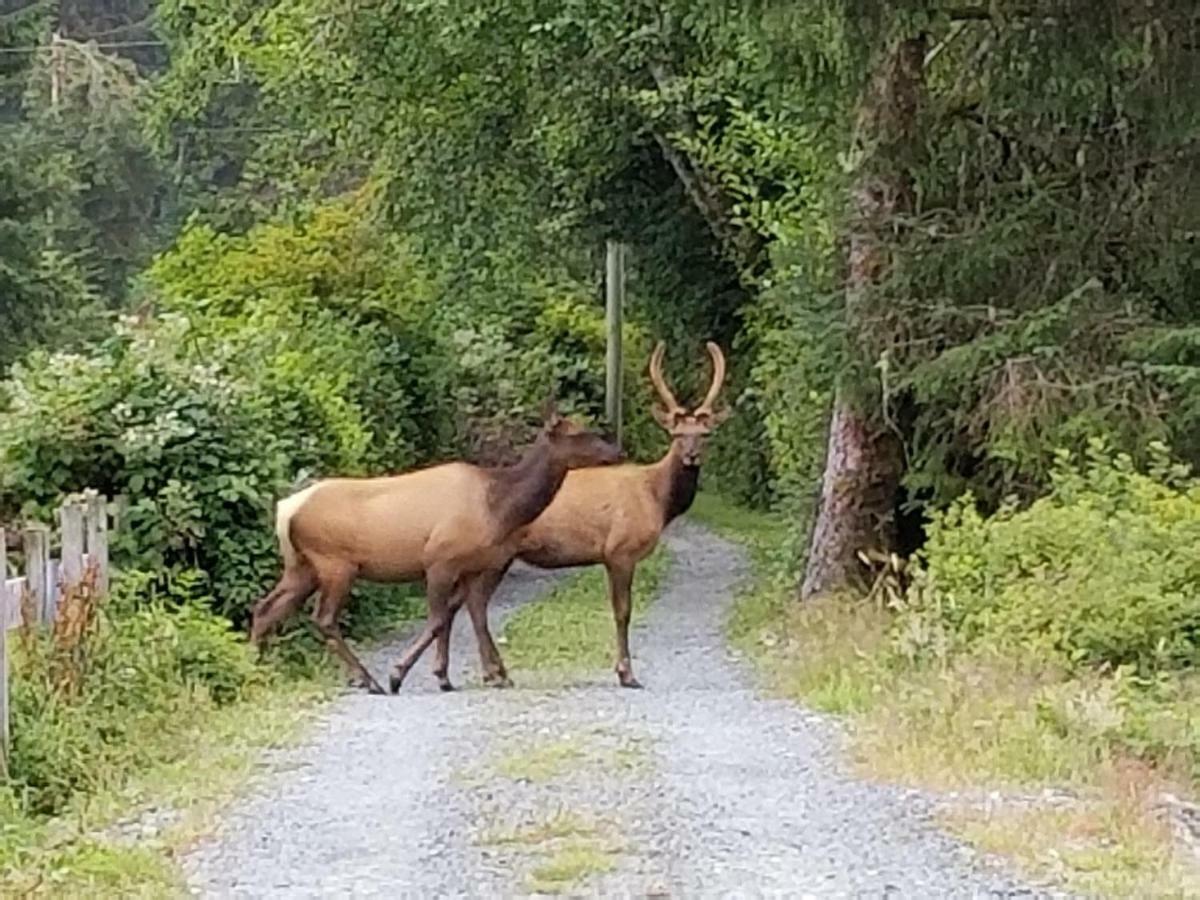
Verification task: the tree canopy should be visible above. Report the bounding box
[2,0,1200,597]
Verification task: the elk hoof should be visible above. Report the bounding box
[388,669,408,694]
[619,675,644,689]
[438,679,456,693]
[365,680,387,695]
[485,674,513,689]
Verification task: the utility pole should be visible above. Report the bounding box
[605,240,626,450]
[46,30,64,248]
[49,30,63,111]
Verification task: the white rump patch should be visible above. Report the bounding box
[275,483,320,567]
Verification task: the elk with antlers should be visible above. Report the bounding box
[249,405,621,694]
[432,342,728,689]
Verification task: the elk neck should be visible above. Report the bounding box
[654,441,700,527]
[487,434,570,534]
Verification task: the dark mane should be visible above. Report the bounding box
[486,434,567,534]
[663,462,700,525]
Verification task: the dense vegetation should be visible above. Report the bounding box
[1,0,1199,891]
[708,447,1200,893]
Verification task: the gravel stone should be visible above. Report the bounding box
[183,521,1071,898]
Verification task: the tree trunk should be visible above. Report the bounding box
[800,398,904,600]
[800,35,926,602]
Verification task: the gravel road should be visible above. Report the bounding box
[183,521,1062,898]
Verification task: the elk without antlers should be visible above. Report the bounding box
[249,404,621,693]
[433,341,730,689]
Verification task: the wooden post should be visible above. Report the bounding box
[0,527,9,768]
[605,240,626,450]
[83,490,109,595]
[22,526,50,626]
[46,31,64,250]
[58,497,85,618]
[49,30,64,111]
[109,495,128,535]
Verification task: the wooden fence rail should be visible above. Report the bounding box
[1,490,111,765]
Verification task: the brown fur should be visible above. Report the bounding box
[436,342,729,689]
[249,411,620,694]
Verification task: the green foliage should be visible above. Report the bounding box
[898,442,1200,674]
[146,0,821,495]
[0,316,298,618]
[716,487,1200,893]
[434,264,661,462]
[0,128,103,368]
[0,192,459,619]
[107,569,260,704]
[6,570,259,816]
[147,186,453,466]
[0,17,169,369]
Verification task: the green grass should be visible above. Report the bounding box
[478,811,601,847]
[691,491,787,548]
[527,841,619,894]
[492,739,589,783]
[699,489,1200,898]
[476,808,623,895]
[501,546,670,674]
[471,734,642,895]
[0,674,334,896]
[0,594,431,898]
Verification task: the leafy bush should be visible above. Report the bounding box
[147,186,454,467]
[6,570,258,816]
[0,316,302,618]
[0,190,459,618]
[896,441,1200,674]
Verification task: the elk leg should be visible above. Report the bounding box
[250,566,317,649]
[389,569,458,693]
[606,562,641,689]
[431,603,461,692]
[312,568,384,695]
[465,568,511,687]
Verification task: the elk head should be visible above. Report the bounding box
[539,398,623,468]
[648,341,729,467]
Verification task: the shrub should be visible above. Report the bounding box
[6,570,257,815]
[0,316,302,618]
[147,186,455,466]
[896,440,1200,674]
[0,192,455,618]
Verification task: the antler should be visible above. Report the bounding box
[694,341,727,417]
[648,341,685,415]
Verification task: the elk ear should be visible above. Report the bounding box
[710,406,732,426]
[651,405,675,429]
[540,395,562,428]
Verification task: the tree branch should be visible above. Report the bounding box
[646,60,765,279]
[941,5,1042,21]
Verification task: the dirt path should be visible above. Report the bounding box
[183,522,1059,897]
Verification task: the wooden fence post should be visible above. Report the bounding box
[83,489,109,595]
[59,497,85,615]
[22,526,49,626]
[109,494,128,536]
[605,240,626,451]
[1,527,9,768]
